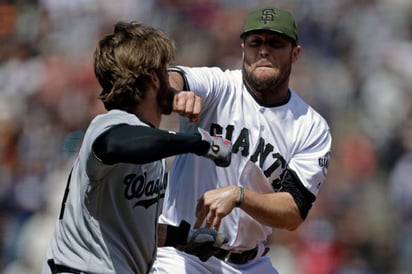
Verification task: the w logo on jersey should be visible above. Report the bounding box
[123,172,168,208]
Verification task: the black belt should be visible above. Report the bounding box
[214,247,261,265]
[47,259,83,274]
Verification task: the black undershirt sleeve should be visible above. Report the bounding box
[278,168,316,220]
[92,124,209,165]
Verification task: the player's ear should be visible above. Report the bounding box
[150,70,160,90]
[291,45,301,63]
[241,42,245,60]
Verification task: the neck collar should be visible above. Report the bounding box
[243,79,291,107]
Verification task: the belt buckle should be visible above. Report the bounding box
[224,250,233,262]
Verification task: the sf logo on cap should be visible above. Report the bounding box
[261,8,276,24]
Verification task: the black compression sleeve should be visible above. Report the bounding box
[278,168,316,220]
[92,124,209,165]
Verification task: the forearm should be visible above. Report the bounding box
[239,168,314,230]
[240,190,303,231]
[195,185,304,231]
[168,71,185,90]
[93,124,208,165]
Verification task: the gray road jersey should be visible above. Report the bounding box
[45,110,167,274]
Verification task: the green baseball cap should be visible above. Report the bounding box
[240,7,298,44]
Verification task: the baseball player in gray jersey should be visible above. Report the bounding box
[153,6,332,274]
[41,22,230,274]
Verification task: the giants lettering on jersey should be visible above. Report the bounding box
[211,123,287,190]
[123,171,168,208]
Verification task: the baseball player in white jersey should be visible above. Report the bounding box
[41,22,230,274]
[153,7,332,274]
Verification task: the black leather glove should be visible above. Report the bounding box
[166,220,228,262]
[195,128,232,167]
[184,226,228,262]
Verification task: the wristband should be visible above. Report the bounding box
[236,186,244,207]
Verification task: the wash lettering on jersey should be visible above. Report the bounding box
[123,171,168,208]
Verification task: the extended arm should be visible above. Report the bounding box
[92,124,208,165]
[93,124,231,167]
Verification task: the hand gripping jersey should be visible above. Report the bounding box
[44,110,167,274]
[159,66,331,252]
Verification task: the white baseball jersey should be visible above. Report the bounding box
[43,110,167,274]
[156,66,331,273]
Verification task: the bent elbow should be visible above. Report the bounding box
[285,216,304,231]
[286,223,300,231]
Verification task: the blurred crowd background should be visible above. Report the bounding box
[1,0,412,273]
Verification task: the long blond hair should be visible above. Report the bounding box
[93,22,175,111]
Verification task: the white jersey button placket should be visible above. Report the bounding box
[259,108,265,131]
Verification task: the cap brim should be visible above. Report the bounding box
[240,29,296,43]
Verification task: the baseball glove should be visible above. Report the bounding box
[196,128,232,167]
[168,220,228,262]
[184,227,228,262]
